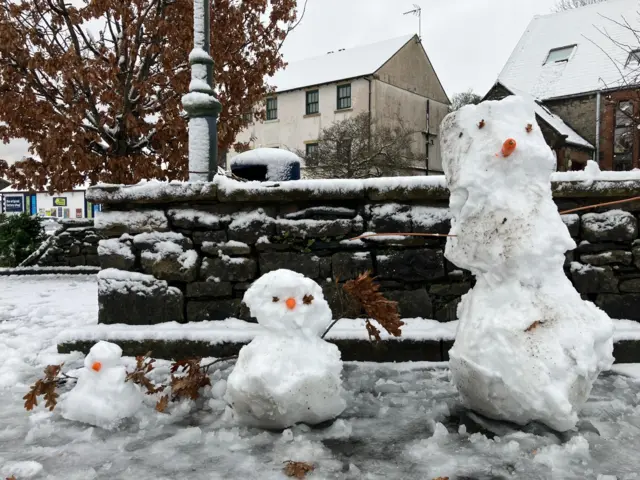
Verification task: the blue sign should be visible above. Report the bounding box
[4,195,24,213]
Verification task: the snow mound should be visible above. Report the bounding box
[230,148,301,181]
[441,95,614,431]
[225,334,345,429]
[60,341,144,430]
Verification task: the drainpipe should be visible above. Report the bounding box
[595,91,601,163]
[366,77,372,150]
[426,99,430,174]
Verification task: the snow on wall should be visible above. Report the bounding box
[95,210,168,232]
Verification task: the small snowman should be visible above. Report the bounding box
[225,269,346,429]
[60,341,144,430]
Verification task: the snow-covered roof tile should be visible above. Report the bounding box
[269,34,416,93]
[498,0,640,100]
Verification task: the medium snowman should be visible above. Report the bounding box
[225,269,346,429]
[440,96,613,431]
[60,341,145,430]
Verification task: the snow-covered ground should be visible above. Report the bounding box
[2,275,640,479]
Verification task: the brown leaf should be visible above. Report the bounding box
[6,476,17,480]
[343,272,404,341]
[126,352,162,394]
[432,477,449,480]
[170,358,211,401]
[155,395,169,413]
[283,461,315,478]
[302,294,314,305]
[478,119,486,129]
[42,383,59,411]
[526,123,533,133]
[525,321,542,332]
[23,364,64,411]
[23,381,41,411]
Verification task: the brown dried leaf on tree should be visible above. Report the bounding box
[23,364,63,411]
[125,352,163,395]
[170,359,211,401]
[343,272,404,341]
[6,476,17,480]
[0,0,305,192]
[283,461,315,478]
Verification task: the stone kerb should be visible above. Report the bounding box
[88,177,640,328]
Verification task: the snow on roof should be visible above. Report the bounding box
[269,34,415,93]
[498,0,640,100]
[503,86,594,149]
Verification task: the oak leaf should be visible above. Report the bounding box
[283,461,315,478]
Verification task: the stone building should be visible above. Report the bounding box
[230,34,450,175]
[485,0,640,171]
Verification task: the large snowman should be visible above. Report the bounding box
[60,341,145,430]
[440,96,614,431]
[225,269,346,429]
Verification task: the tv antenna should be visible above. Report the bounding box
[403,4,422,42]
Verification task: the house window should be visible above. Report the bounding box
[336,139,352,160]
[305,142,319,166]
[306,90,319,115]
[266,97,278,120]
[626,49,640,67]
[544,45,576,64]
[613,100,634,171]
[337,84,351,110]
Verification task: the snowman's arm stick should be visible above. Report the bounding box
[349,232,456,241]
[321,319,341,339]
[559,196,640,215]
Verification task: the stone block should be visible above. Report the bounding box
[561,214,580,237]
[596,294,640,320]
[186,281,233,298]
[318,256,332,279]
[429,283,471,297]
[259,252,320,278]
[634,240,640,270]
[376,249,445,281]
[85,254,100,266]
[570,263,618,294]
[201,257,257,282]
[582,211,638,243]
[167,208,227,229]
[193,230,227,245]
[435,298,461,322]
[581,251,633,266]
[68,244,81,256]
[98,272,184,324]
[201,241,251,256]
[68,255,86,266]
[367,204,412,232]
[95,210,169,236]
[84,234,101,244]
[331,252,373,280]
[140,250,199,282]
[98,238,136,271]
[187,299,242,322]
[228,212,276,244]
[385,289,432,319]
[133,231,193,251]
[276,218,360,239]
[620,279,640,293]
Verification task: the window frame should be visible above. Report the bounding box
[305,90,319,115]
[543,45,576,65]
[336,84,352,110]
[266,97,278,121]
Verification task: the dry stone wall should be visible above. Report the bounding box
[88,177,640,326]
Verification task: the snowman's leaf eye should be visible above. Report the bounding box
[303,294,314,305]
[272,296,279,303]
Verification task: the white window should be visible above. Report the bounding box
[544,45,576,65]
[626,49,640,67]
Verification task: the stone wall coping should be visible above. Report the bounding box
[0,266,100,276]
[87,175,640,206]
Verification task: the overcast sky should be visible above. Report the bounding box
[0,0,560,163]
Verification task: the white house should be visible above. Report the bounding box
[230,34,451,175]
[0,183,101,218]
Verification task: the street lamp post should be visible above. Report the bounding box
[182,0,222,182]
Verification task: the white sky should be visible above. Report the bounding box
[0,0,559,163]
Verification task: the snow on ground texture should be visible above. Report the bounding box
[441,96,614,431]
[2,275,640,478]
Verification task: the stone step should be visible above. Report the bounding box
[55,318,640,363]
[0,266,100,276]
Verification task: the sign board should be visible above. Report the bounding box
[53,197,67,207]
[76,208,82,218]
[4,195,24,213]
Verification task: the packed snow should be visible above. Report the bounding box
[441,96,614,431]
[60,341,144,430]
[226,270,345,428]
[2,275,640,478]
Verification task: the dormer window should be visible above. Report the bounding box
[544,45,576,65]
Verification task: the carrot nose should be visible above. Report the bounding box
[285,298,296,310]
[91,361,102,372]
[501,138,517,157]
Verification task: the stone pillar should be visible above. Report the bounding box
[182,0,222,182]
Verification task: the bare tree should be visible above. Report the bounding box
[298,112,423,179]
[449,90,482,112]
[553,0,608,12]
